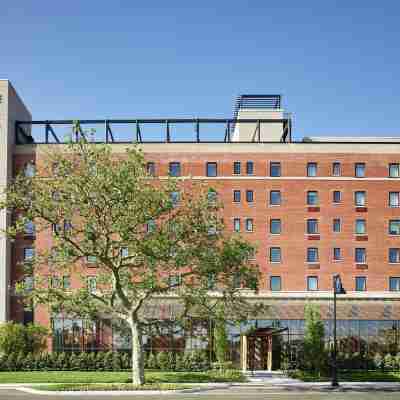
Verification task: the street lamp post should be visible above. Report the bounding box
[332,274,346,388]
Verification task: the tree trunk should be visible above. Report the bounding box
[130,319,145,385]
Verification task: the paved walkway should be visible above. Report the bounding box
[244,370,302,385]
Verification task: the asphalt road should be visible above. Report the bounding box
[1,387,400,400]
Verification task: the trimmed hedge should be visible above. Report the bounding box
[0,350,210,372]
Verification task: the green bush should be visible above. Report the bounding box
[157,352,169,370]
[104,351,114,371]
[175,353,184,371]
[95,352,105,371]
[112,352,122,371]
[147,353,157,369]
[384,354,394,370]
[373,353,384,370]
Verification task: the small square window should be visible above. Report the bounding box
[170,191,180,206]
[355,219,366,234]
[355,248,366,263]
[121,247,129,258]
[246,161,254,175]
[333,247,342,261]
[389,163,400,178]
[355,277,366,292]
[389,192,400,208]
[50,276,62,289]
[146,162,156,176]
[233,190,241,203]
[307,219,318,234]
[270,276,281,292]
[333,191,341,203]
[307,162,317,177]
[270,190,281,206]
[389,248,400,263]
[333,218,341,233]
[270,162,281,177]
[24,162,36,178]
[233,162,241,175]
[389,277,400,291]
[307,191,318,205]
[307,276,318,291]
[169,162,181,177]
[245,218,253,232]
[355,163,365,178]
[233,218,241,232]
[206,162,217,177]
[169,274,182,287]
[63,276,71,290]
[270,247,281,263]
[23,247,35,261]
[207,189,217,202]
[246,190,254,203]
[355,191,366,206]
[24,220,35,236]
[146,219,156,233]
[389,220,400,235]
[307,248,319,263]
[332,162,341,177]
[270,219,281,234]
[87,255,97,264]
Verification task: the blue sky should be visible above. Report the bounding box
[2,1,400,141]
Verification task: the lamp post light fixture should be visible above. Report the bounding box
[332,274,346,387]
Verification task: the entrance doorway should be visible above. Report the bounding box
[240,327,288,371]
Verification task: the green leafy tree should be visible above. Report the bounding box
[213,308,229,369]
[1,136,260,384]
[303,304,326,375]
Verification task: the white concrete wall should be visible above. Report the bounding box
[0,80,31,322]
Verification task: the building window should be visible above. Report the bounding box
[332,162,341,177]
[333,191,342,203]
[207,189,217,203]
[307,276,318,291]
[389,277,400,291]
[333,218,341,233]
[233,218,241,232]
[24,162,36,177]
[246,161,254,175]
[50,276,62,289]
[121,247,129,258]
[355,163,365,178]
[233,190,241,203]
[24,276,34,292]
[355,219,366,235]
[270,276,281,291]
[23,247,35,261]
[246,190,254,203]
[146,219,156,233]
[355,248,366,263]
[270,190,281,206]
[233,161,241,175]
[307,219,318,234]
[270,247,281,263]
[389,163,400,178]
[146,162,155,176]
[307,162,317,177]
[270,219,281,234]
[206,162,217,177]
[170,191,180,206]
[270,162,281,177]
[389,192,400,208]
[389,248,400,263]
[307,247,319,263]
[389,220,400,235]
[87,277,97,293]
[169,162,181,177]
[307,191,319,205]
[355,191,366,206]
[62,276,71,290]
[245,218,253,232]
[169,274,182,287]
[86,255,97,264]
[24,220,35,237]
[355,277,367,292]
[333,247,342,261]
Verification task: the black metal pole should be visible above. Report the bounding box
[332,278,339,387]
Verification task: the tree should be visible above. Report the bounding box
[303,303,325,375]
[1,134,260,384]
[213,306,229,369]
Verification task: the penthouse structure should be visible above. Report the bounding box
[1,80,400,368]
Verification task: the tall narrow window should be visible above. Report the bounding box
[332,162,341,177]
[333,218,341,233]
[307,162,317,177]
[270,219,281,234]
[169,162,181,177]
[270,276,281,291]
[333,191,342,203]
[389,192,400,208]
[355,248,366,263]
[23,247,35,261]
[307,219,318,234]
[270,190,281,206]
[355,163,365,178]
[389,248,400,263]
[270,247,281,263]
[355,191,366,206]
[389,163,400,178]
[246,161,254,175]
[355,219,366,234]
[146,162,155,176]
[355,277,366,292]
[24,220,35,237]
[246,190,254,203]
[233,190,241,203]
[307,191,319,205]
[270,162,281,177]
[233,161,241,175]
[24,162,36,177]
[389,277,400,291]
[307,276,318,291]
[333,247,342,261]
[206,162,217,177]
[170,191,180,206]
[87,277,97,293]
[233,218,240,232]
[245,218,253,232]
[307,248,319,263]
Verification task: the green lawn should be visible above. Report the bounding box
[0,370,245,384]
[291,370,400,382]
[35,383,192,391]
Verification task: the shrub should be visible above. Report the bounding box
[121,352,130,370]
[147,353,157,369]
[175,353,184,371]
[69,353,80,371]
[112,352,122,371]
[95,352,105,371]
[25,324,48,354]
[23,352,34,371]
[167,352,175,371]
[103,351,114,371]
[0,322,27,355]
[157,352,169,370]
[395,353,400,371]
[57,352,69,371]
[373,353,383,370]
[5,353,16,371]
[86,352,97,371]
[384,354,394,370]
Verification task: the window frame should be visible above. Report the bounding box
[355,219,366,235]
[307,219,319,234]
[269,247,282,263]
[307,162,317,177]
[333,190,342,203]
[146,162,156,176]
[332,162,341,177]
[233,218,241,232]
[355,248,367,264]
[355,276,367,292]
[233,190,241,203]
[389,277,400,291]
[389,192,400,208]
[355,162,366,178]
[169,162,181,177]
[307,247,319,263]
[307,191,319,206]
[206,162,218,177]
[270,190,281,206]
[333,218,341,233]
[270,219,282,235]
[245,218,253,232]
[233,161,241,175]
[355,191,366,207]
[246,161,254,175]
[270,276,282,292]
[389,220,400,235]
[389,248,400,264]
[333,247,342,261]
[389,163,400,178]
[270,162,281,177]
[307,276,319,291]
[246,190,254,203]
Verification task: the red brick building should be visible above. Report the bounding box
[1,81,400,360]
